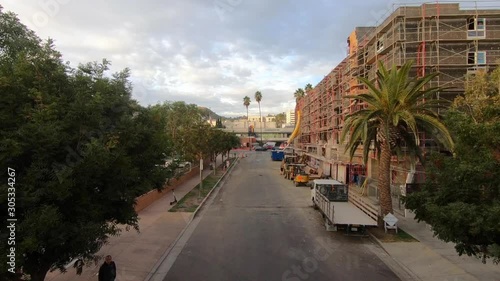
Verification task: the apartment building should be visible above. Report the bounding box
[286,110,296,125]
[295,2,500,196]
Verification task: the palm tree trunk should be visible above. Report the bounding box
[259,103,261,122]
[378,142,394,221]
[258,103,262,143]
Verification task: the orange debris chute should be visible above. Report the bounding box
[284,110,300,148]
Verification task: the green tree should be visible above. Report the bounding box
[275,112,286,128]
[0,9,173,281]
[225,132,241,153]
[340,61,454,218]
[215,118,225,128]
[243,96,251,121]
[255,91,263,122]
[159,101,205,162]
[404,68,500,264]
[206,129,238,166]
[294,88,305,102]
[304,83,313,92]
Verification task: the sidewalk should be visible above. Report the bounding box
[368,195,500,281]
[44,166,220,281]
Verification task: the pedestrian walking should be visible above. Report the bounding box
[98,255,116,281]
[225,160,230,170]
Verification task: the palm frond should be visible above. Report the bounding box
[341,60,454,165]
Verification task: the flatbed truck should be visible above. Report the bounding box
[311,179,377,235]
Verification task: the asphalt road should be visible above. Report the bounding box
[163,151,401,281]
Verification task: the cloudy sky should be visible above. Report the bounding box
[3,0,420,117]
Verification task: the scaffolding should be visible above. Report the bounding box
[296,1,500,184]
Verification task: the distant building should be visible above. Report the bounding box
[222,115,293,143]
[264,116,275,122]
[207,119,216,127]
[286,110,295,125]
[247,115,262,122]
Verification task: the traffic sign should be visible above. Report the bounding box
[383,213,398,226]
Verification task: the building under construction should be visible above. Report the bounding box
[295,2,500,198]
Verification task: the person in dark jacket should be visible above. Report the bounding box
[98,255,116,281]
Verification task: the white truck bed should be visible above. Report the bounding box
[331,202,377,226]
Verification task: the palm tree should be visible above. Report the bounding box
[294,88,305,101]
[243,96,251,121]
[255,91,262,122]
[305,83,313,93]
[340,61,454,219]
[255,91,263,143]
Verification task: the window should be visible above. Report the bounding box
[477,18,485,30]
[468,52,475,64]
[477,52,486,64]
[467,51,486,65]
[376,36,384,53]
[467,18,475,30]
[467,18,486,39]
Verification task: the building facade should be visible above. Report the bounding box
[295,2,500,197]
[286,110,296,126]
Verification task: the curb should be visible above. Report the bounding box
[143,157,238,281]
[367,230,421,281]
[192,158,237,219]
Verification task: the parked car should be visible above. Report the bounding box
[264,142,276,149]
[254,146,267,151]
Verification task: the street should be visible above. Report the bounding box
[163,151,401,281]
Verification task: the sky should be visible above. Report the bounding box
[1,0,441,117]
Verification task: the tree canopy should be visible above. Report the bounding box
[275,112,286,128]
[341,61,453,217]
[0,11,173,280]
[294,88,305,101]
[304,83,313,92]
[404,67,500,264]
[243,96,251,120]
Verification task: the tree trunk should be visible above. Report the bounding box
[258,103,262,143]
[259,103,262,123]
[378,142,394,221]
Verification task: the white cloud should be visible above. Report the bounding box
[1,0,401,117]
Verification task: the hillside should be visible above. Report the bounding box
[197,106,223,120]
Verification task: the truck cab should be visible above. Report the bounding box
[310,179,348,205]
